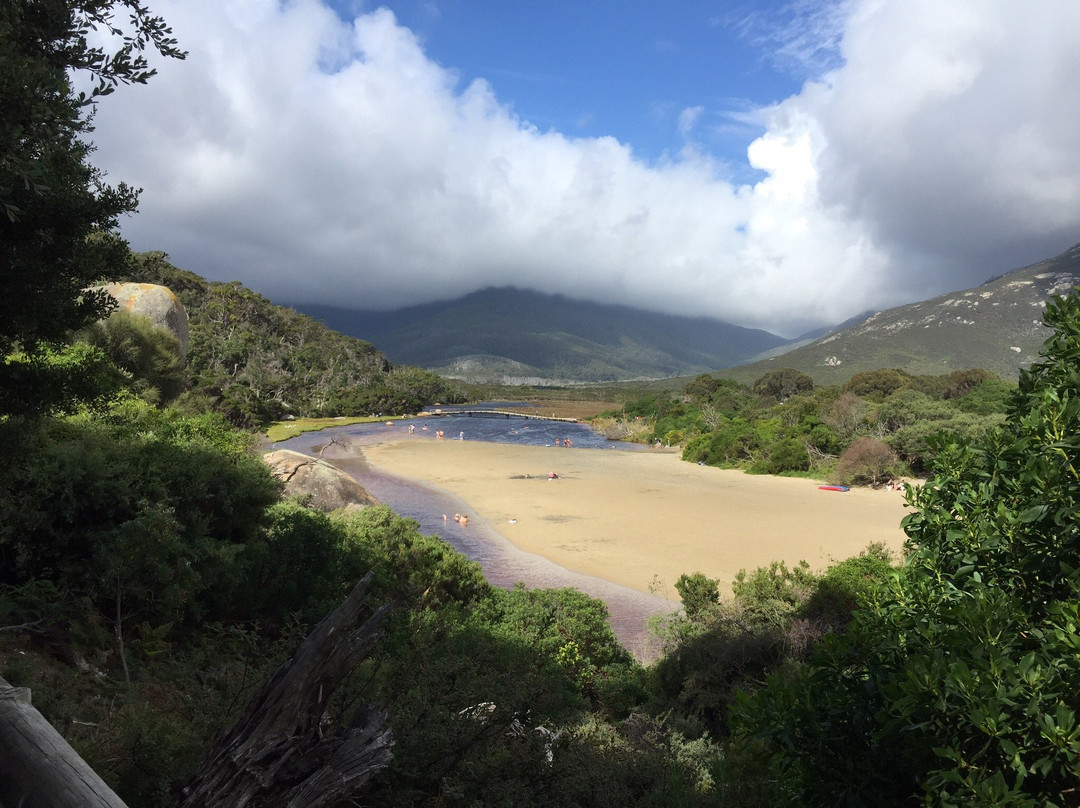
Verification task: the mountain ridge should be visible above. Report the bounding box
[295,287,791,384]
[720,242,1080,385]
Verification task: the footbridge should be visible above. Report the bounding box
[417,409,582,423]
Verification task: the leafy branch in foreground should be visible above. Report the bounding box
[732,289,1080,807]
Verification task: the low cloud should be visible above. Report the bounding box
[90,0,1080,336]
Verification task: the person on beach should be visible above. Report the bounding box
[548,471,558,479]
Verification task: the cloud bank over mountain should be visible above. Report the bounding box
[90,0,1080,336]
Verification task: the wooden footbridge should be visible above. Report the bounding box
[417,409,582,423]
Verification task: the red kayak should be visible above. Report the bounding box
[818,485,849,492]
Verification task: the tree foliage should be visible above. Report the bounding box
[753,368,815,401]
[613,366,1014,479]
[0,1,183,413]
[731,289,1080,807]
[123,252,467,425]
[77,310,186,404]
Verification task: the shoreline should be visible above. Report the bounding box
[362,438,912,598]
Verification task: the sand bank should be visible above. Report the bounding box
[363,440,912,597]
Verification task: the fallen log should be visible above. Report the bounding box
[175,571,395,808]
[0,674,128,808]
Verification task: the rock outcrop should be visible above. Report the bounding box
[100,282,189,356]
[263,449,378,512]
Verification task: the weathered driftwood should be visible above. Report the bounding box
[175,571,395,808]
[0,674,129,808]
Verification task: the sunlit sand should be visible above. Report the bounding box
[363,440,912,597]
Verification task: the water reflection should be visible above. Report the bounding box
[276,414,674,660]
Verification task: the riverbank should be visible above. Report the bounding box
[363,439,912,598]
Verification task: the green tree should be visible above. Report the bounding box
[0,1,183,413]
[675,572,722,620]
[0,342,127,415]
[840,368,913,401]
[735,290,1080,807]
[752,368,815,401]
[0,404,281,638]
[78,310,187,404]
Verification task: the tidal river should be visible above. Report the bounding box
[275,408,675,660]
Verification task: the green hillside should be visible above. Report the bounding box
[122,252,467,424]
[722,242,1080,386]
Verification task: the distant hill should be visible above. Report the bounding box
[722,242,1080,386]
[295,287,791,384]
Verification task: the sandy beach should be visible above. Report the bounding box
[363,439,912,598]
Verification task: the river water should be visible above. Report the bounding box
[274,407,676,660]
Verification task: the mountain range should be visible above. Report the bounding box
[294,241,1080,386]
[295,288,790,384]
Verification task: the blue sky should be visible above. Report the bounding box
[88,1,1080,336]
[340,1,808,177]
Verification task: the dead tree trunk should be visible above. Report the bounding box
[0,674,129,808]
[175,571,395,808]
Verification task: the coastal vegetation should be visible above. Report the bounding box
[5,293,1077,805]
[603,364,1013,483]
[121,251,468,426]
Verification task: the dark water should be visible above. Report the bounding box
[275,411,675,660]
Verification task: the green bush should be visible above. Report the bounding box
[77,310,187,405]
[731,290,1080,807]
[0,404,281,641]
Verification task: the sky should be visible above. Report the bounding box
[86,0,1080,337]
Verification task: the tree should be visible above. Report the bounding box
[735,290,1080,807]
[752,368,815,401]
[840,368,912,401]
[675,572,722,620]
[0,1,184,411]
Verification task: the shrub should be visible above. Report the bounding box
[675,573,721,620]
[832,437,902,486]
[731,290,1080,807]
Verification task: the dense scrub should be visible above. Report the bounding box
[726,291,1080,806]
[0,399,720,805]
[121,251,467,425]
[6,289,1080,805]
[610,365,1012,482]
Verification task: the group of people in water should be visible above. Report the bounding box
[443,512,469,526]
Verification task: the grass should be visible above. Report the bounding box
[264,415,397,443]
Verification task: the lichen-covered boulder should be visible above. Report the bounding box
[100,282,189,356]
[263,449,379,512]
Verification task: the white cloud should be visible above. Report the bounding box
[677,106,703,138]
[89,0,1080,337]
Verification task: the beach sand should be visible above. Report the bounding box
[363,440,912,597]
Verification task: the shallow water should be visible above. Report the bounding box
[275,413,675,660]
